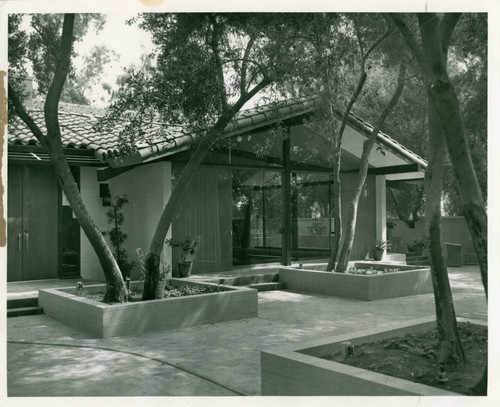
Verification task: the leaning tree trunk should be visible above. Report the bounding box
[419,14,488,298]
[425,103,465,364]
[326,149,342,271]
[8,14,127,303]
[324,74,366,271]
[336,64,406,273]
[142,79,270,300]
[49,142,128,302]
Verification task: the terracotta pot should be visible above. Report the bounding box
[408,249,423,257]
[177,262,193,278]
[373,248,384,261]
[156,280,166,298]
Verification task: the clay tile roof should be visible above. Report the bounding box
[8,96,426,168]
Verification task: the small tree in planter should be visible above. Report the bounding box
[166,236,200,278]
[102,194,135,280]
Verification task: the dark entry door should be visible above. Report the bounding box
[8,165,59,281]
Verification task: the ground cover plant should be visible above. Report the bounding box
[347,266,401,275]
[323,322,487,395]
[82,283,227,303]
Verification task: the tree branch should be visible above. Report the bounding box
[363,20,391,63]
[208,14,229,112]
[240,34,257,97]
[440,13,461,58]
[8,83,49,150]
[390,14,425,70]
[44,14,75,139]
[31,23,60,63]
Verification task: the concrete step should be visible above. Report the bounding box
[407,259,430,266]
[7,296,39,309]
[213,273,279,287]
[7,306,44,318]
[248,282,287,292]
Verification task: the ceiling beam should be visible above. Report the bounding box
[97,166,135,182]
[368,163,421,175]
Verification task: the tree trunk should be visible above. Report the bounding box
[326,151,342,271]
[425,102,465,364]
[142,79,270,300]
[336,64,406,273]
[8,14,127,303]
[45,140,128,302]
[417,13,487,297]
[427,83,488,296]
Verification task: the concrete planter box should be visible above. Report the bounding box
[39,279,257,338]
[261,317,486,396]
[280,262,432,300]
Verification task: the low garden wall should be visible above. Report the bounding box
[39,279,258,338]
[261,317,486,396]
[279,262,432,300]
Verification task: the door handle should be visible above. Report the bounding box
[24,231,29,251]
[17,234,22,251]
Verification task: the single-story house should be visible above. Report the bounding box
[7,95,426,282]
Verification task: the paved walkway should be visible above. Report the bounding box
[7,265,487,397]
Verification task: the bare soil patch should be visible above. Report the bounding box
[323,322,487,395]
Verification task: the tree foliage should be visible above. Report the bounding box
[9,13,114,105]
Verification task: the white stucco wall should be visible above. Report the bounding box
[80,161,172,281]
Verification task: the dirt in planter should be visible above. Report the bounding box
[323,322,487,395]
[83,284,226,303]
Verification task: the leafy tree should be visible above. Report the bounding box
[387,184,424,229]
[391,13,487,392]
[8,13,128,303]
[61,45,119,105]
[98,13,304,299]
[336,62,406,272]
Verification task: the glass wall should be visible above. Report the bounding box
[291,172,333,261]
[232,169,282,266]
[232,169,334,266]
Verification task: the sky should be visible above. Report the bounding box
[74,13,154,107]
[18,12,154,108]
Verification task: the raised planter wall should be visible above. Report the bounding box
[261,317,486,396]
[39,279,258,338]
[279,262,432,300]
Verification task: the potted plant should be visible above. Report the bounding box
[373,240,391,261]
[407,239,427,256]
[156,264,171,299]
[166,236,200,278]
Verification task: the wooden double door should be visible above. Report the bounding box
[8,164,59,281]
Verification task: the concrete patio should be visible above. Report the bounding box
[6,265,487,397]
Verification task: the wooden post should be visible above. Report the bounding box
[281,129,292,265]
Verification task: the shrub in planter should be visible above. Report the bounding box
[166,236,200,277]
[407,239,427,256]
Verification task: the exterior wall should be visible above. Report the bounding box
[388,216,474,255]
[340,173,377,260]
[80,162,171,281]
[375,175,387,244]
[172,165,232,273]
